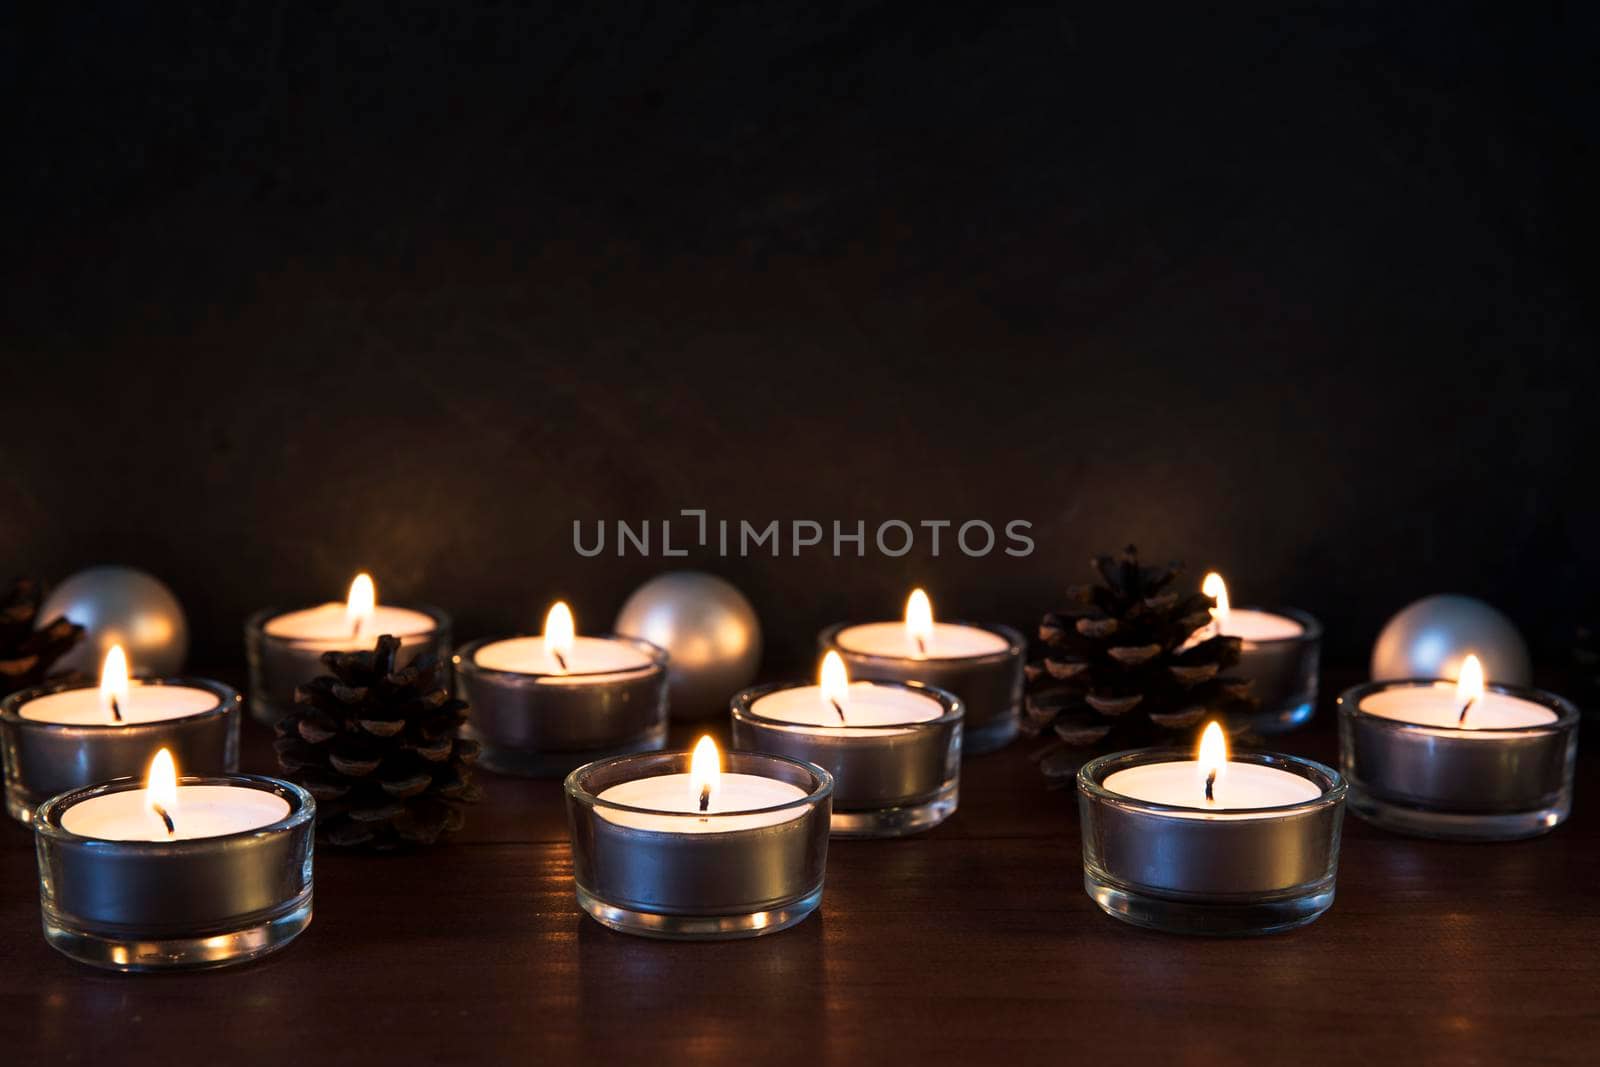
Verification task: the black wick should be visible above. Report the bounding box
[152,803,175,835]
[1458,697,1476,726]
[109,696,123,723]
[698,785,711,813]
[552,650,569,672]
[1204,769,1217,803]
[830,698,847,725]
[914,635,927,656]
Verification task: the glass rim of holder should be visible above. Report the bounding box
[822,618,1024,668]
[0,678,242,824]
[1077,748,1346,936]
[1,675,237,730]
[33,774,315,972]
[729,679,962,837]
[1336,678,1579,840]
[456,632,670,777]
[564,749,833,940]
[246,602,452,649]
[456,631,667,681]
[818,619,1024,754]
[1234,605,1324,645]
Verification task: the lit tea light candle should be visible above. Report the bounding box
[564,737,833,939]
[821,589,1023,754]
[0,646,241,824]
[456,601,669,777]
[32,747,315,971]
[1338,655,1579,840]
[1077,723,1345,935]
[1200,572,1322,733]
[731,652,962,837]
[247,573,451,724]
[1100,722,1323,812]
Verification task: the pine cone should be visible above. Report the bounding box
[275,634,481,849]
[1022,546,1257,784]
[0,578,85,698]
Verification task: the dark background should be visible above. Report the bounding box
[2,3,1595,675]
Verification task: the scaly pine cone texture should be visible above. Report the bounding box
[275,635,481,849]
[1022,546,1257,783]
[0,578,85,698]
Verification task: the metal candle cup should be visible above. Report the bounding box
[730,680,962,838]
[1077,749,1346,936]
[33,774,315,971]
[1231,607,1322,734]
[1,678,241,824]
[564,750,832,940]
[1337,680,1579,840]
[456,634,669,778]
[819,621,1024,754]
[246,604,452,725]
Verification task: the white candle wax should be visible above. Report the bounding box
[751,681,944,736]
[60,785,290,841]
[1103,761,1322,818]
[20,683,220,725]
[262,604,438,646]
[264,603,436,649]
[1359,682,1557,730]
[473,635,653,680]
[1219,609,1305,643]
[595,773,808,833]
[834,621,1008,660]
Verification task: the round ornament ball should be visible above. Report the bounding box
[1370,594,1530,685]
[40,566,189,677]
[615,571,761,720]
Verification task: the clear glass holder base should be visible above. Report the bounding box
[42,888,314,972]
[249,695,292,727]
[1241,699,1316,735]
[1347,784,1569,841]
[472,724,669,779]
[963,708,1019,755]
[830,780,958,838]
[575,884,823,940]
[6,783,40,824]
[1084,871,1334,936]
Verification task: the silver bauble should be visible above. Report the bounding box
[40,566,189,676]
[615,571,762,720]
[1371,594,1530,684]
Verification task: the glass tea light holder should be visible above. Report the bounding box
[820,589,1024,754]
[1202,573,1322,733]
[0,646,240,824]
[565,737,832,940]
[1078,723,1346,936]
[1337,655,1579,841]
[32,748,315,971]
[457,602,669,777]
[247,573,451,725]
[730,651,961,837]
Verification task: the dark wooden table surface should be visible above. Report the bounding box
[2,675,1597,1067]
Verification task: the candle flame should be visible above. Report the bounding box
[346,573,376,636]
[543,601,576,672]
[820,650,850,722]
[689,735,721,812]
[1202,572,1230,626]
[1455,654,1485,727]
[99,645,130,721]
[905,588,934,658]
[1198,721,1228,804]
[145,747,178,834]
